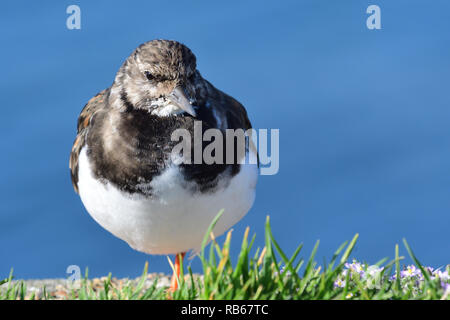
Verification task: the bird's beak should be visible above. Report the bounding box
[168,86,196,117]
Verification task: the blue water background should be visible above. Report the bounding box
[1,1,449,278]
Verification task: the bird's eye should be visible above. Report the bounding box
[144,71,155,81]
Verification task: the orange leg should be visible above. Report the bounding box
[169,252,186,292]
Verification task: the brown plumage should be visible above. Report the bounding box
[69,90,107,193]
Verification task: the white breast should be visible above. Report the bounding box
[77,148,258,255]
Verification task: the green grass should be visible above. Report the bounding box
[1,212,449,300]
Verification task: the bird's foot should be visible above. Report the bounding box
[167,252,186,296]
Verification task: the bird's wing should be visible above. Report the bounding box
[224,94,252,130]
[224,93,259,167]
[69,89,108,193]
[204,80,259,166]
[202,79,252,130]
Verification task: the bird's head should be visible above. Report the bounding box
[111,39,200,117]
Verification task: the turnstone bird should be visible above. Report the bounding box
[69,40,258,291]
